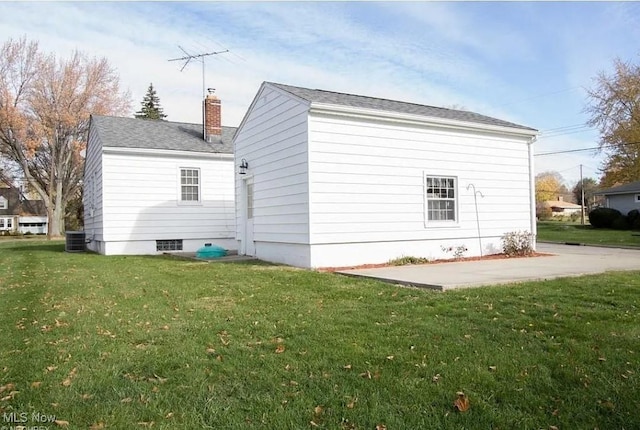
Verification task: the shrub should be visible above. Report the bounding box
[588,207,623,228]
[627,209,640,226]
[441,244,468,260]
[501,231,534,257]
[536,206,553,221]
[388,256,430,266]
[611,216,631,230]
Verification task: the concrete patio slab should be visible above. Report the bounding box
[337,243,640,291]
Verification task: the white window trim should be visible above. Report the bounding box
[423,173,459,228]
[635,194,640,203]
[0,217,13,230]
[177,167,202,206]
[0,197,7,210]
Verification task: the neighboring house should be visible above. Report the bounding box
[233,82,538,268]
[83,93,237,255]
[0,186,48,234]
[595,180,640,215]
[540,197,583,216]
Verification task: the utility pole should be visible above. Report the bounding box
[168,47,229,98]
[580,164,585,225]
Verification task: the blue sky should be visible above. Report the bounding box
[2,1,639,185]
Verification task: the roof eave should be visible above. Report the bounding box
[308,103,538,138]
[102,146,234,159]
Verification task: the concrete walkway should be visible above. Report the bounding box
[337,243,640,291]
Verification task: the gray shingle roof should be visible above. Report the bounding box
[596,180,640,195]
[267,82,537,132]
[90,115,236,154]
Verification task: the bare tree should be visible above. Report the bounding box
[0,37,131,236]
[586,58,640,187]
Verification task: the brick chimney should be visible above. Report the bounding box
[203,91,221,142]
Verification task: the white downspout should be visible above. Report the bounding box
[528,135,538,249]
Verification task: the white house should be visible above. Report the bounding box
[596,180,640,215]
[83,93,237,255]
[0,186,48,235]
[234,82,538,268]
[540,197,583,217]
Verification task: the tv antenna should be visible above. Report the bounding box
[168,46,229,97]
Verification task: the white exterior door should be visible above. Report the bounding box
[243,177,255,256]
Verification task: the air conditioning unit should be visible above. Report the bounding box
[65,231,86,252]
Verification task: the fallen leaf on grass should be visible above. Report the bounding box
[0,383,15,393]
[386,355,394,360]
[165,412,174,419]
[343,364,352,370]
[205,348,216,355]
[432,374,441,383]
[81,393,93,400]
[314,405,323,415]
[137,421,155,427]
[454,392,470,412]
[360,370,372,379]
[275,344,286,354]
[488,366,497,372]
[549,425,559,430]
[121,397,133,403]
[346,397,357,409]
[89,422,105,430]
[54,420,69,427]
[310,421,319,427]
[31,381,42,388]
[376,424,387,430]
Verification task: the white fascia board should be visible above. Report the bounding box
[102,146,234,160]
[309,103,539,138]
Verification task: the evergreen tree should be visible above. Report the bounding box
[135,83,167,120]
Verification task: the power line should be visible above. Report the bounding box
[535,140,640,156]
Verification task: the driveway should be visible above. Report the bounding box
[337,243,640,291]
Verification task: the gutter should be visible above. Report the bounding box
[102,146,234,160]
[528,135,538,247]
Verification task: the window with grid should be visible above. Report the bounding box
[0,197,7,210]
[156,239,183,251]
[0,219,4,228]
[246,181,254,219]
[425,176,457,222]
[180,168,200,202]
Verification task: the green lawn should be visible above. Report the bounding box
[537,221,640,247]
[1,241,639,429]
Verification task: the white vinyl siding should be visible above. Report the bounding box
[307,112,532,245]
[234,85,310,246]
[83,121,105,247]
[100,151,234,243]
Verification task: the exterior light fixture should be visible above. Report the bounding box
[239,158,249,175]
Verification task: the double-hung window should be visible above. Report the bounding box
[425,175,457,222]
[180,168,200,203]
[0,197,7,210]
